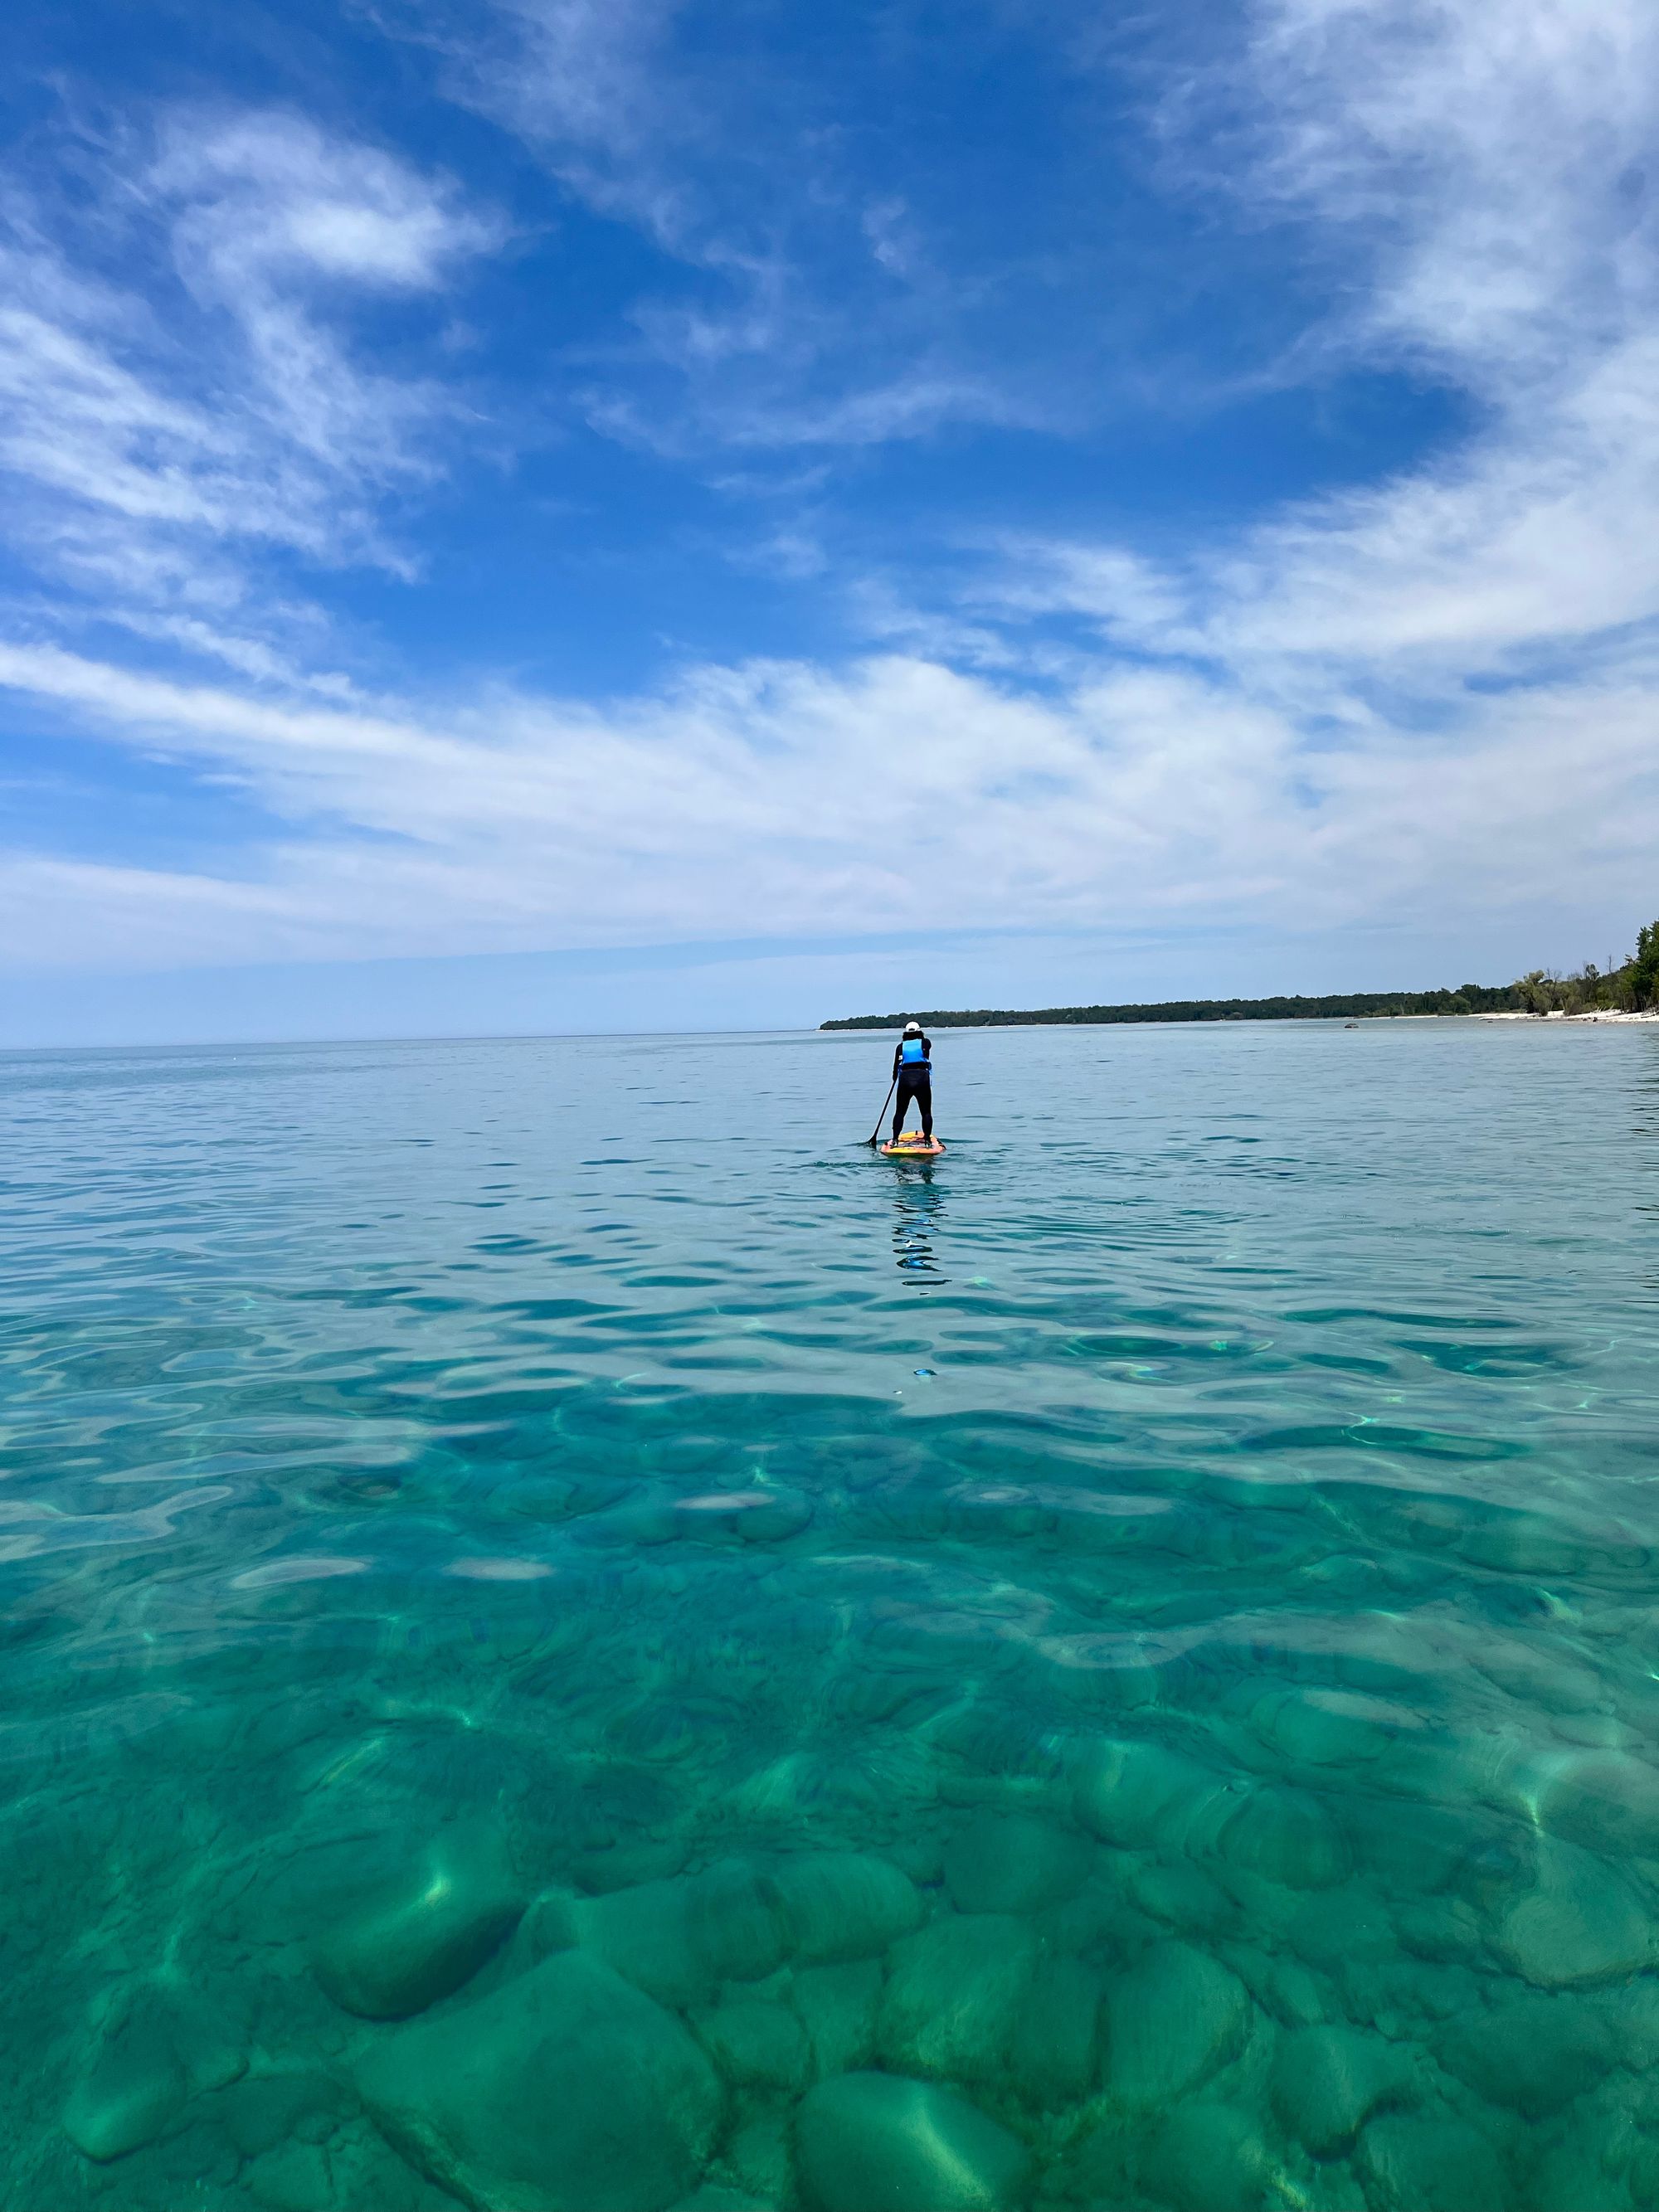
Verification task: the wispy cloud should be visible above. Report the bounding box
[974,2,1659,693]
[5,2,1657,997]
[3,622,1655,975]
[0,109,499,676]
[1223,0,1659,390]
[374,0,1055,462]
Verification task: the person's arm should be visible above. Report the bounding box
[893,1043,902,1077]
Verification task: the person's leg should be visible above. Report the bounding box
[893,1074,911,1140]
[918,1080,933,1140]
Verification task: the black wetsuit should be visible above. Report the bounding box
[892,1033,933,1140]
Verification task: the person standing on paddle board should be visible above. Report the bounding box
[892,1022,934,1144]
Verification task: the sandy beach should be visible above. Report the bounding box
[1477,1009,1659,1023]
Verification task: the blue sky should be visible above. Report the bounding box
[2,0,1657,1043]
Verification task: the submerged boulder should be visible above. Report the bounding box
[941,1812,1092,1916]
[64,2038,187,2164]
[356,1949,722,2212]
[1073,1739,1229,1851]
[313,1823,523,2019]
[1214,1788,1350,1892]
[1355,2113,1506,2212]
[1270,2023,1413,2158]
[794,2071,1029,2212]
[1436,1991,1616,2117]
[1139,2101,1273,2212]
[878,1913,1038,2084]
[1492,1838,1652,1987]
[792,1959,883,2078]
[1536,1751,1659,1859]
[1007,1953,1103,2106]
[773,1851,923,1963]
[63,1981,245,2163]
[1103,1942,1251,2108]
[577,1858,790,2007]
[669,1488,813,1543]
[693,1997,810,2093]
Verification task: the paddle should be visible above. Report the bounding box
[866,1075,898,1147]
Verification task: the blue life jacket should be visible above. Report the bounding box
[899,1037,929,1070]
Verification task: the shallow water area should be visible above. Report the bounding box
[6,1018,1659,2210]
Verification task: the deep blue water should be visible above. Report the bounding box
[5,1020,1659,2212]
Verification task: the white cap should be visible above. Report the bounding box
[903,1021,922,1034]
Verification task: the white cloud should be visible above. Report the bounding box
[1228,0,1659,390]
[0,109,499,659]
[376,0,1046,461]
[983,2,1659,690]
[5,2,1658,994]
[2,626,1656,975]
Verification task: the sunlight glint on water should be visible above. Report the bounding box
[4,1021,1659,2212]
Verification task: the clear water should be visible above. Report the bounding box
[5,1021,1659,2212]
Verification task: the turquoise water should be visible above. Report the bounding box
[6,1019,1659,2211]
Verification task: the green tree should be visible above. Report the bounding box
[1630,921,1659,1009]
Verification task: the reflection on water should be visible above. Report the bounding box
[2,1021,1659,2211]
[891,1160,946,1285]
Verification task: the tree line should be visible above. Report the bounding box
[1511,920,1659,1014]
[822,921,1659,1030]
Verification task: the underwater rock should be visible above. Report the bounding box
[720,2106,793,2205]
[693,1997,810,2092]
[1270,2023,1413,2157]
[1253,1686,1419,1767]
[1062,2110,1138,2205]
[63,1980,245,2162]
[312,1825,523,2019]
[1073,1738,1230,1851]
[356,1949,722,2212]
[1349,1796,1486,1900]
[505,1471,634,1523]
[1477,1643,1606,1717]
[1140,2101,1273,2212]
[1608,1974,1659,2069]
[941,1811,1092,1915]
[1537,1751,1659,1859]
[64,2037,187,2163]
[246,2142,333,2212]
[929,1698,1067,1783]
[1355,2113,1506,2212]
[878,1912,1038,2083]
[1436,1991,1616,2117]
[1129,1857,1235,1939]
[1530,2131,1632,2212]
[1214,1787,1350,1892]
[577,1859,790,2007]
[772,1850,922,1963]
[508,1886,582,1969]
[669,1489,812,1543]
[792,1959,883,2077]
[1493,1838,1652,1987]
[1455,1510,1619,1580]
[1007,1952,1102,2106]
[793,2071,1030,2212]
[671,2190,776,2212]
[1102,1941,1251,2107]
[1245,1949,1328,2030]
[220,2071,348,2160]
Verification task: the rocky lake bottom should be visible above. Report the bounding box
[4,1018,1659,2210]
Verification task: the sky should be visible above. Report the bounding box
[2,0,1657,1044]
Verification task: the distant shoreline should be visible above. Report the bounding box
[823,928,1659,1029]
[824,995,1659,1032]
[823,989,1520,1030]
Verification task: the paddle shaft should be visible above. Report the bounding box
[867,1075,898,1145]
